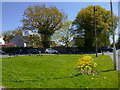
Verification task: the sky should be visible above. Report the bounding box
[1,1,120,42]
[118,2,120,34]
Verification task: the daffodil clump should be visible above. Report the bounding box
[76,56,98,75]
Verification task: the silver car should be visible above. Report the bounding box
[45,48,58,54]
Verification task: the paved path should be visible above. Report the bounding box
[0,86,5,89]
[0,53,59,58]
[104,50,120,71]
[1,54,41,58]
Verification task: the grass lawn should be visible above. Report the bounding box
[2,55,118,88]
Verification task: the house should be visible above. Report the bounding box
[23,30,39,36]
[0,38,5,45]
[9,34,27,47]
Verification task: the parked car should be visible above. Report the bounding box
[12,49,23,54]
[0,50,5,54]
[45,48,58,54]
[98,46,113,52]
[26,48,41,54]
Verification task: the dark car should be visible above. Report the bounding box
[98,46,113,52]
[12,49,23,54]
[0,50,5,54]
[26,48,41,54]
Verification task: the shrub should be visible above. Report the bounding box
[2,43,17,47]
[76,56,98,75]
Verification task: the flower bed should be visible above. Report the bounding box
[76,56,98,75]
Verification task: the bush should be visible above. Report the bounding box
[2,47,29,54]
[2,47,45,54]
[2,43,17,47]
[75,56,98,75]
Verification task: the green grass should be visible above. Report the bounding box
[2,55,118,88]
[0,58,2,86]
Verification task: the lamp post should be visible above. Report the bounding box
[50,38,52,55]
[110,0,117,70]
[94,6,98,57]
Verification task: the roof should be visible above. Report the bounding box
[17,34,27,42]
[11,34,27,42]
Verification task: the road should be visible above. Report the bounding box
[1,54,29,58]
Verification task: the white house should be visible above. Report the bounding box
[23,30,39,36]
[0,38,5,45]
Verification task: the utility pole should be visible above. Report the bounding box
[110,0,117,70]
[50,38,52,55]
[94,6,98,57]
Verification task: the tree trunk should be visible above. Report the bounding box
[41,35,51,48]
[84,31,94,48]
[84,38,93,48]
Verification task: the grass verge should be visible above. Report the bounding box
[2,55,118,88]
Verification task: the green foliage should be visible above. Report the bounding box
[22,4,67,48]
[26,34,42,48]
[73,5,118,48]
[2,28,23,43]
[73,37,84,47]
[118,34,120,48]
[52,21,73,47]
[12,28,23,36]
[2,55,118,88]
[3,34,14,43]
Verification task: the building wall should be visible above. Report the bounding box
[9,35,26,47]
[0,38,5,45]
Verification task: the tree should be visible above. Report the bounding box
[73,37,84,47]
[52,21,74,47]
[22,4,67,48]
[3,33,14,43]
[118,34,120,48]
[12,28,23,36]
[2,28,23,43]
[27,34,42,48]
[73,5,118,48]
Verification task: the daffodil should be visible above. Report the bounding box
[76,56,97,75]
